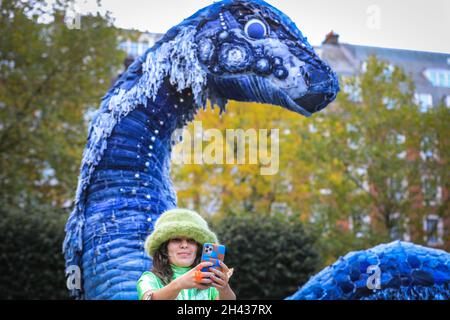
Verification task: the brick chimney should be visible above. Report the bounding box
[323,31,339,45]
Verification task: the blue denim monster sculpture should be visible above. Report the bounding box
[64,0,449,301]
[63,0,339,299]
[287,241,450,300]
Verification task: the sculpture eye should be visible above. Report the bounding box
[244,19,267,39]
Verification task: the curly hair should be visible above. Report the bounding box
[151,239,202,285]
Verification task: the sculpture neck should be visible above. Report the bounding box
[126,79,197,202]
[86,78,197,211]
[144,78,197,155]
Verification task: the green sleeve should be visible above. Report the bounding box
[136,271,164,300]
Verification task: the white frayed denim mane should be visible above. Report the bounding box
[109,26,208,117]
[62,26,208,297]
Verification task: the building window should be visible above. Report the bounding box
[414,93,433,112]
[423,214,444,246]
[129,42,139,57]
[347,138,358,150]
[397,151,407,159]
[347,136,364,150]
[382,97,396,110]
[347,165,370,193]
[387,177,408,202]
[424,69,450,88]
[140,41,151,54]
[389,213,410,241]
[118,41,129,52]
[342,77,362,102]
[270,202,291,216]
[319,188,332,195]
[420,135,438,161]
[361,61,367,73]
[346,124,358,132]
[349,213,371,238]
[421,175,442,206]
[439,72,445,86]
[383,63,395,77]
[347,165,367,176]
[396,134,406,144]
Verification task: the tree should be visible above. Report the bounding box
[0,203,68,299]
[172,99,309,218]
[409,101,449,244]
[298,56,448,260]
[0,0,123,298]
[0,0,123,209]
[172,55,449,265]
[210,212,320,299]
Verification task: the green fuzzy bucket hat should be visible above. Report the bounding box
[144,208,218,257]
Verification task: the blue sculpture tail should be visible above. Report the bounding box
[286,241,450,300]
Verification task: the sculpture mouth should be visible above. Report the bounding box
[208,73,313,117]
[208,71,339,117]
[294,92,337,114]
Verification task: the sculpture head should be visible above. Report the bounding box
[190,0,340,116]
[109,0,339,125]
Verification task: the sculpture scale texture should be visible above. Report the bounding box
[287,241,450,300]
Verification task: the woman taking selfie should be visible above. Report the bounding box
[137,208,236,300]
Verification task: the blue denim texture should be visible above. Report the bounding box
[286,241,450,300]
[63,0,340,299]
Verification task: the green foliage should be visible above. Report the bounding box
[175,55,449,265]
[303,56,448,256]
[0,201,69,299]
[210,213,321,299]
[0,0,124,207]
[0,0,123,299]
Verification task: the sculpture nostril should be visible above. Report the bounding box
[300,67,310,87]
[305,73,310,86]
[303,71,311,87]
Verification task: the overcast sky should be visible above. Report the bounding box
[76,0,450,54]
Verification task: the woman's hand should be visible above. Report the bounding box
[209,261,232,291]
[174,261,214,291]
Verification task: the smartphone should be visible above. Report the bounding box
[200,243,226,273]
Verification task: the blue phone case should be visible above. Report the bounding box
[201,243,226,272]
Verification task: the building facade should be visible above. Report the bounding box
[319,32,449,250]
